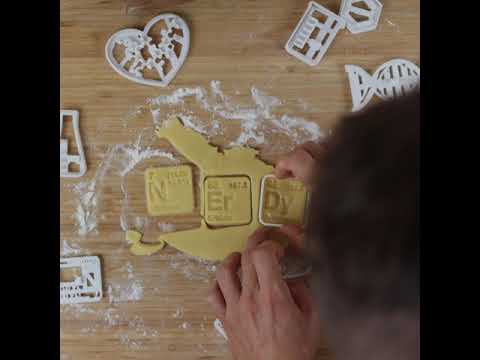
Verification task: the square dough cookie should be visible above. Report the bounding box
[145,165,195,216]
[259,175,308,226]
[204,176,252,226]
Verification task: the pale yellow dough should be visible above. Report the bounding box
[150,117,273,261]
[126,230,166,256]
[204,176,252,226]
[145,165,194,216]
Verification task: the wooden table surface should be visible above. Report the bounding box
[60,0,420,359]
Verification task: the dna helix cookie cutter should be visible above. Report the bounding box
[345,59,420,111]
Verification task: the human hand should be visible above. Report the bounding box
[274,141,328,189]
[208,228,322,360]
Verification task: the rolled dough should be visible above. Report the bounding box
[151,117,273,261]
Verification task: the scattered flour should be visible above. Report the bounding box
[148,80,324,148]
[61,261,160,350]
[61,240,83,256]
[64,81,321,354]
[117,315,159,350]
[385,19,401,32]
[172,307,185,319]
[118,133,176,177]
[180,321,192,330]
[159,252,217,283]
[72,132,177,236]
[108,262,144,304]
[72,181,98,236]
[71,144,120,236]
[73,80,322,236]
[61,252,221,352]
[158,222,176,233]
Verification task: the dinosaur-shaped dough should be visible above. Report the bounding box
[148,117,273,261]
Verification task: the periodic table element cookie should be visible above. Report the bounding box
[205,176,252,227]
[285,1,346,66]
[145,165,194,216]
[259,175,308,227]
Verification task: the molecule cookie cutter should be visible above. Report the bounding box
[105,13,190,87]
[340,0,383,34]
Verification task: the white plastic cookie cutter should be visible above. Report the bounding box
[285,1,346,66]
[346,59,420,111]
[340,0,383,34]
[60,110,87,178]
[105,13,190,87]
[60,256,103,305]
[214,319,228,340]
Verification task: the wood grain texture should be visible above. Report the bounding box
[60,0,419,359]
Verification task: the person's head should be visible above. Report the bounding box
[307,92,419,360]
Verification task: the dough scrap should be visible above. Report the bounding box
[126,230,166,256]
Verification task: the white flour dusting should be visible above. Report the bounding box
[71,144,120,236]
[61,260,162,350]
[108,262,144,304]
[119,315,160,350]
[172,306,185,319]
[73,81,321,236]
[61,240,83,256]
[158,222,176,233]
[180,321,192,330]
[160,252,217,283]
[64,81,321,355]
[72,181,98,236]
[148,80,324,148]
[118,131,177,177]
[72,133,177,236]
[385,18,401,32]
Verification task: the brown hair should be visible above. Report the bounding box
[307,92,419,317]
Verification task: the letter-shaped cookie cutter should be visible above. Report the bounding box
[60,256,102,305]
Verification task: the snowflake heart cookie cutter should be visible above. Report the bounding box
[346,59,420,112]
[105,14,190,87]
